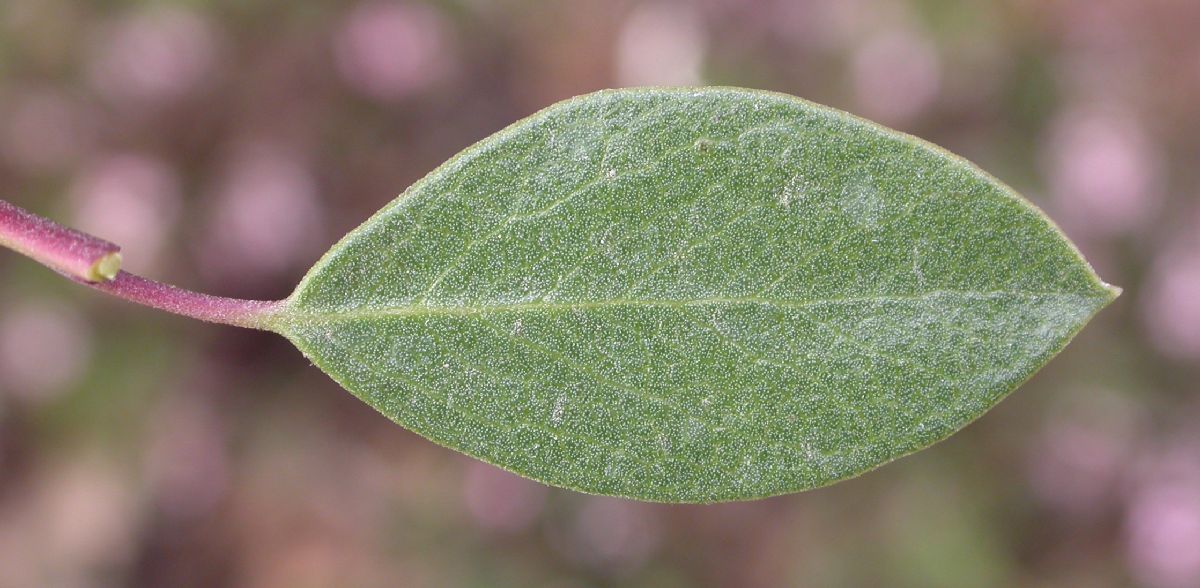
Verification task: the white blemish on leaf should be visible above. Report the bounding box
[551,394,566,425]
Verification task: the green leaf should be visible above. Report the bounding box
[266,88,1117,502]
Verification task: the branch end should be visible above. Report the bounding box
[88,252,123,282]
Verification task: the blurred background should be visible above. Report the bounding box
[0,0,1197,586]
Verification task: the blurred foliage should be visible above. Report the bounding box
[0,0,1197,586]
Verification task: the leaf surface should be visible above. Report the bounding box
[268,88,1117,502]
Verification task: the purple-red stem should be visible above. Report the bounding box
[0,199,121,282]
[85,272,283,329]
[0,198,282,330]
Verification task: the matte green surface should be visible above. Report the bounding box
[270,88,1117,502]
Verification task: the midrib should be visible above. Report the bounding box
[275,289,1091,324]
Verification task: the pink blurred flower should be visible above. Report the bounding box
[810,0,901,51]
[38,457,138,574]
[201,144,324,277]
[851,30,942,127]
[333,2,453,102]
[1143,246,1200,360]
[0,86,94,173]
[568,498,661,573]
[0,456,137,586]
[1045,105,1162,236]
[69,154,182,274]
[616,2,706,86]
[1126,446,1200,588]
[145,392,229,521]
[0,304,92,403]
[86,7,219,107]
[1027,420,1132,517]
[463,461,547,533]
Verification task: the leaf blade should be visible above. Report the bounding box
[273,88,1117,502]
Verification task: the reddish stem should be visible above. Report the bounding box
[0,199,122,282]
[84,272,283,328]
[1,198,282,330]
